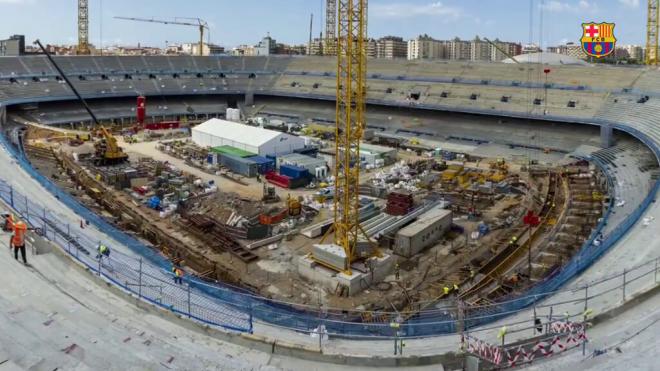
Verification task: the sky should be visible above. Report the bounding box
[0,0,648,49]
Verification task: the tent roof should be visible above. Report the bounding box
[192,118,285,147]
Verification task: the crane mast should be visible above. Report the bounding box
[647,0,659,65]
[325,0,337,56]
[333,0,367,275]
[77,0,91,55]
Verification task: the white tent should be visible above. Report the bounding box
[191,118,305,156]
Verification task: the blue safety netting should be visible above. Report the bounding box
[0,115,657,337]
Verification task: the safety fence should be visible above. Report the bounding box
[0,179,253,333]
[0,110,658,339]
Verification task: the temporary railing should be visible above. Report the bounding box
[0,87,659,339]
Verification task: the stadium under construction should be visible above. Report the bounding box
[1,3,660,371]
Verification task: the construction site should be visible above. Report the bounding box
[1,1,660,370]
[18,91,616,315]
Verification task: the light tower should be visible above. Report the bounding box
[647,0,659,65]
[325,0,337,56]
[77,0,91,55]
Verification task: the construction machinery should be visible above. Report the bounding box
[33,40,129,166]
[115,17,209,56]
[287,195,302,217]
[325,0,337,56]
[301,123,335,139]
[489,158,509,173]
[317,0,369,275]
[93,127,129,166]
[77,0,91,55]
[262,183,280,204]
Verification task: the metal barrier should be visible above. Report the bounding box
[1,98,659,338]
[0,179,252,333]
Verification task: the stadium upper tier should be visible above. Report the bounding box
[0,56,657,120]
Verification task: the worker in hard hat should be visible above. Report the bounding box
[172,265,184,285]
[2,213,14,232]
[96,243,111,260]
[443,286,450,295]
[9,220,29,265]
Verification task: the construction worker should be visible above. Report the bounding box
[509,236,518,246]
[443,286,450,296]
[96,243,111,260]
[172,265,184,285]
[394,263,400,280]
[2,213,14,232]
[9,220,29,265]
[453,283,459,293]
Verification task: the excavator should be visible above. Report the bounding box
[92,127,129,166]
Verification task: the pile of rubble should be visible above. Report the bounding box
[371,161,422,193]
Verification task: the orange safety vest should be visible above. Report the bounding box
[12,222,27,247]
[175,268,184,278]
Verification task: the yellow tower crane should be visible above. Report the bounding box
[77,0,91,55]
[114,17,209,56]
[325,0,338,56]
[647,0,659,65]
[331,0,369,275]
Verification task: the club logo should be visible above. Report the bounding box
[581,22,617,58]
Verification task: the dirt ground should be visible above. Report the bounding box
[24,125,571,312]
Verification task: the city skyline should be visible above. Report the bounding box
[0,0,649,49]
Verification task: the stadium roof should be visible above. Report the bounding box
[502,52,589,66]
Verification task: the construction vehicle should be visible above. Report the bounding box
[262,183,280,203]
[287,195,302,217]
[34,40,128,166]
[93,127,129,166]
[301,123,335,139]
[489,158,509,173]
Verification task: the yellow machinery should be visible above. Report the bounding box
[287,195,302,216]
[325,0,337,56]
[301,123,335,138]
[489,158,509,173]
[317,0,368,275]
[93,127,129,166]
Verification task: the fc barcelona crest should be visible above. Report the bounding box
[581,22,617,58]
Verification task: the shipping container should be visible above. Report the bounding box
[219,153,258,177]
[248,155,276,174]
[211,145,256,158]
[279,164,310,179]
[266,171,290,188]
[207,153,216,164]
[289,176,310,189]
[265,171,310,189]
[145,121,180,130]
[277,153,327,177]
